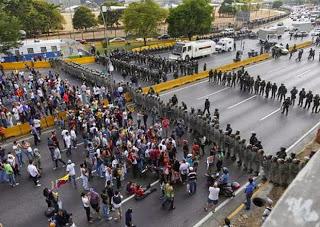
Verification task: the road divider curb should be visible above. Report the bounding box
[143,53,271,94]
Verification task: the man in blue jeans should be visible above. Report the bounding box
[188,167,197,195]
[244,177,256,210]
[100,189,112,221]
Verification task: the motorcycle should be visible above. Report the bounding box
[219,182,241,198]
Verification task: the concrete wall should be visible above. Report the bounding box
[263,150,320,227]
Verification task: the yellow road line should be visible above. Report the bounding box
[227,182,268,220]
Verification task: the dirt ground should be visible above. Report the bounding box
[231,186,285,227]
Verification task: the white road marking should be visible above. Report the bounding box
[259,108,281,121]
[61,142,84,152]
[122,179,160,204]
[245,59,272,69]
[196,87,230,100]
[286,119,320,153]
[75,174,160,204]
[193,177,257,227]
[227,95,257,109]
[296,69,313,78]
[160,79,208,97]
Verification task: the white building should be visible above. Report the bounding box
[46,0,81,8]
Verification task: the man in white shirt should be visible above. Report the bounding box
[204,182,220,212]
[64,132,72,156]
[33,117,41,135]
[27,160,41,187]
[81,192,93,223]
[179,160,189,183]
[66,160,77,188]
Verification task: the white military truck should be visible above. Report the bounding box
[215,38,234,52]
[169,40,216,61]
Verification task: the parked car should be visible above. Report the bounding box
[222,28,235,35]
[109,37,126,43]
[77,39,87,44]
[311,28,320,36]
[272,44,289,55]
[157,34,170,40]
[294,31,308,37]
[135,38,155,42]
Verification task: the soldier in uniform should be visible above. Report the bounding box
[278,158,287,187]
[298,88,306,107]
[243,144,252,171]
[262,155,272,181]
[208,69,214,83]
[270,157,279,185]
[281,97,291,116]
[254,149,264,176]
[290,86,298,106]
[265,81,271,98]
[271,83,277,99]
[312,94,320,113]
[219,130,225,153]
[304,90,313,110]
[238,139,246,168]
[233,135,241,162]
[289,159,301,185]
[213,125,221,146]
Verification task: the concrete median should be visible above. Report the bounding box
[143,53,271,94]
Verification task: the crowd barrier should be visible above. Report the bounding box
[143,53,271,94]
[0,61,51,70]
[0,56,96,70]
[2,100,108,139]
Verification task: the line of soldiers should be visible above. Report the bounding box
[97,50,199,85]
[208,68,320,115]
[53,59,309,188]
[130,88,308,188]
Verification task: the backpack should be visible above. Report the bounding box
[113,195,121,205]
[90,192,100,205]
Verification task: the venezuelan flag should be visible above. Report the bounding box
[56,174,69,188]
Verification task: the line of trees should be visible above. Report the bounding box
[0,0,65,53]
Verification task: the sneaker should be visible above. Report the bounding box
[36,184,41,187]
[15,183,20,186]
[107,217,112,221]
[53,167,57,170]
[204,207,208,212]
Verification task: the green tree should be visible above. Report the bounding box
[272,0,283,8]
[122,0,167,46]
[3,0,64,38]
[0,11,21,53]
[167,0,213,40]
[219,0,237,16]
[98,1,124,37]
[73,6,98,35]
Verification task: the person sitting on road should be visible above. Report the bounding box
[218,167,230,187]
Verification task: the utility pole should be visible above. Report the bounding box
[101,5,108,55]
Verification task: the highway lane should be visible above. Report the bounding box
[160,78,320,155]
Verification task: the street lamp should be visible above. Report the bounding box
[101,5,109,55]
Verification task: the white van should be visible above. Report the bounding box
[215,38,234,53]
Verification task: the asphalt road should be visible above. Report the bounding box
[159,52,320,156]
